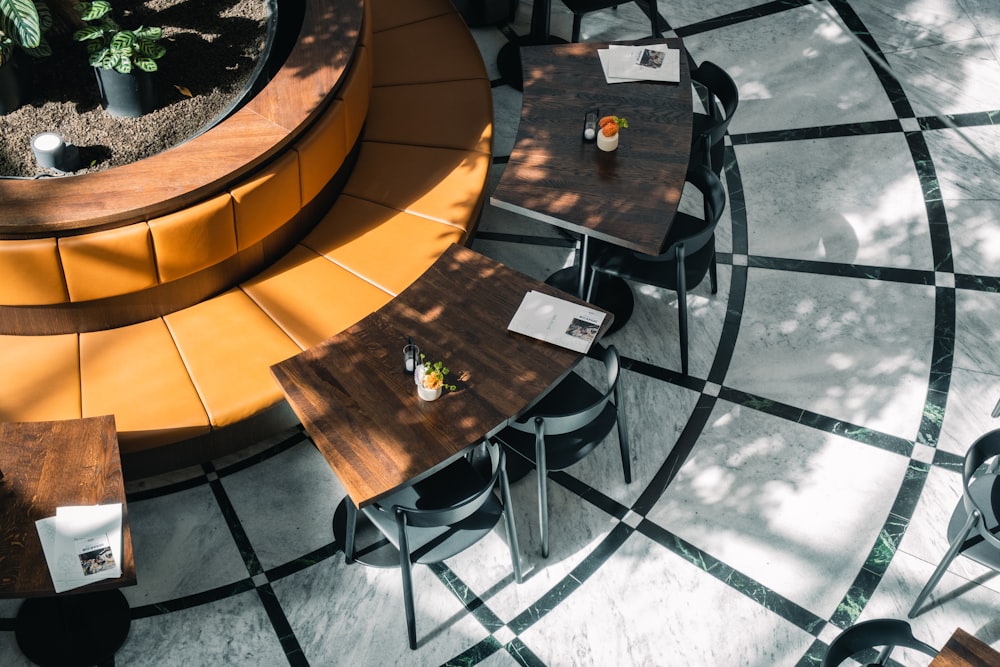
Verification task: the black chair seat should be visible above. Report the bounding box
[822,618,936,667]
[561,0,661,42]
[345,441,522,648]
[909,429,1000,617]
[586,165,725,375]
[491,345,630,557]
[690,61,739,176]
[944,474,1000,570]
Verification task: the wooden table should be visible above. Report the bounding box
[930,629,1000,667]
[491,39,692,325]
[0,415,136,666]
[271,244,609,565]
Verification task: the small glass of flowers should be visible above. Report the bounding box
[414,354,457,401]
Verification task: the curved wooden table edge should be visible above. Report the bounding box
[0,0,364,238]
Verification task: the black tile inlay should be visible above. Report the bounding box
[505,523,632,635]
[638,520,826,635]
[431,563,506,634]
[674,0,812,37]
[257,583,309,667]
[956,273,1000,293]
[730,119,903,146]
[443,636,504,667]
[130,578,257,619]
[505,637,548,667]
[919,111,1000,131]
[747,256,934,285]
[828,0,914,119]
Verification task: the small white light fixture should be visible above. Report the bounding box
[31,132,78,172]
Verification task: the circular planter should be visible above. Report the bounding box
[94,67,157,118]
[597,130,619,152]
[417,385,443,401]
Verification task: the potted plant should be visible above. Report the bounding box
[597,115,628,152]
[0,0,53,114]
[73,0,165,117]
[414,355,457,402]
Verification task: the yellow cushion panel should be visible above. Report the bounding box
[0,238,68,305]
[165,289,301,427]
[336,45,371,150]
[230,150,302,250]
[342,142,488,230]
[0,334,81,421]
[365,79,492,153]
[302,195,464,294]
[58,223,158,301]
[242,244,393,349]
[80,319,211,452]
[369,0,456,32]
[148,193,237,282]
[295,99,349,205]
[371,13,487,86]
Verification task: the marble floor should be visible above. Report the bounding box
[4,1,1000,665]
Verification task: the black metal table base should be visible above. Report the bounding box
[333,498,401,568]
[545,267,634,334]
[16,589,131,667]
[496,35,568,90]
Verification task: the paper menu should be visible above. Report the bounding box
[35,503,124,593]
[599,44,680,84]
[507,290,607,353]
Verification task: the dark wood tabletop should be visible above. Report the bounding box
[271,244,611,508]
[930,628,1000,667]
[0,416,136,597]
[491,38,692,255]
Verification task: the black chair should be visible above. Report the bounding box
[908,429,1000,618]
[491,344,630,558]
[560,1,661,43]
[586,164,726,375]
[344,440,522,649]
[690,61,739,177]
[822,618,937,666]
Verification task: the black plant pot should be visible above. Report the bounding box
[0,59,22,115]
[94,67,157,117]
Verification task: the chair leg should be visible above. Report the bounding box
[535,427,550,558]
[709,250,718,294]
[645,0,661,37]
[345,500,357,564]
[586,267,600,303]
[571,14,582,42]
[396,513,418,649]
[908,509,980,618]
[614,379,632,484]
[499,460,523,583]
[676,254,689,375]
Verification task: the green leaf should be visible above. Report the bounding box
[0,0,41,48]
[137,41,164,60]
[134,56,157,72]
[74,0,110,22]
[73,25,104,41]
[133,25,161,40]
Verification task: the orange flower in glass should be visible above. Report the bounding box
[417,355,457,392]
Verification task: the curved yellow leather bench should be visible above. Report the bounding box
[0,0,492,477]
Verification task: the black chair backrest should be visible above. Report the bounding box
[964,430,1000,550]
[506,345,621,437]
[822,619,937,667]
[649,164,726,263]
[691,60,739,149]
[394,442,504,529]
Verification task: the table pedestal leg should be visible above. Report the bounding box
[333,498,400,568]
[497,34,568,90]
[545,267,634,334]
[16,589,131,667]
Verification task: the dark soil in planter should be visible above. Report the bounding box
[0,0,269,178]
